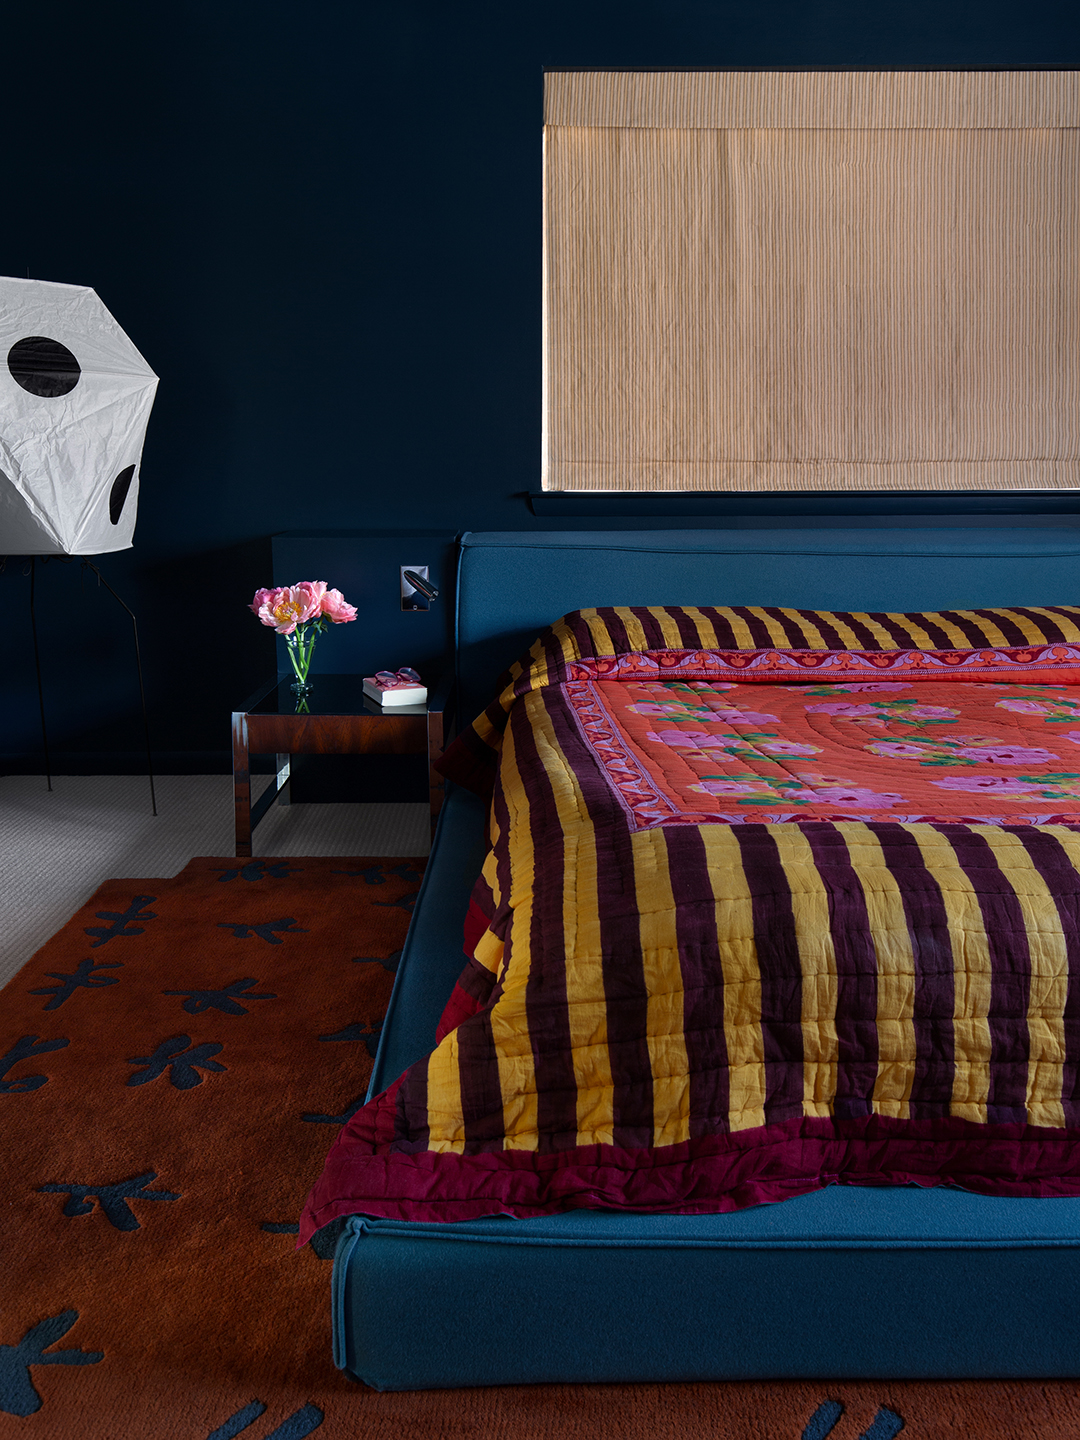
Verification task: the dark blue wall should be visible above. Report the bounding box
[2,1,1079,773]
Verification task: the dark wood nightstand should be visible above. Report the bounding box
[231,673,449,857]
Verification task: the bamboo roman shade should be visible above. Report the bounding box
[542,70,1080,493]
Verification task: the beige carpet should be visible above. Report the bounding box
[0,775,429,988]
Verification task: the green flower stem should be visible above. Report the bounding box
[282,616,331,688]
[286,624,318,685]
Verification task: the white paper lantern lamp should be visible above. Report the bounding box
[0,276,158,555]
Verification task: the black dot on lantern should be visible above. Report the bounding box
[109,465,136,525]
[7,336,81,397]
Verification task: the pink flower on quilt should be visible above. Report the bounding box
[645,729,745,762]
[691,778,816,800]
[806,785,904,807]
[866,741,931,760]
[690,779,766,796]
[808,699,960,725]
[637,681,740,695]
[1064,732,1080,747]
[953,744,1057,765]
[995,699,1053,715]
[646,728,713,747]
[757,740,823,757]
[793,770,904,807]
[867,739,1058,766]
[709,705,780,724]
[805,702,880,716]
[929,775,1045,795]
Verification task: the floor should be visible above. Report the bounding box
[0,774,430,989]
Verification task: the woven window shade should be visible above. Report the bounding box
[542,70,1080,493]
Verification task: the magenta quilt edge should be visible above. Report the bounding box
[298,1115,1080,1241]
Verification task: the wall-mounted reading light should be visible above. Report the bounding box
[401,565,440,611]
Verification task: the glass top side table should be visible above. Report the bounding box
[230,673,449,857]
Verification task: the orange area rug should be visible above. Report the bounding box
[3,855,1080,1439]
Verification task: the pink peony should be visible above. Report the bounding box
[320,586,357,624]
[907,705,959,720]
[293,580,327,614]
[250,582,324,635]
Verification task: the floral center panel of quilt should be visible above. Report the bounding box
[566,675,1080,828]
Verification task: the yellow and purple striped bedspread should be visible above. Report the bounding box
[300,605,1080,1236]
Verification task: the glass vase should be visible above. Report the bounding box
[285,627,317,698]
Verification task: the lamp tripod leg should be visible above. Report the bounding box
[29,556,52,791]
[83,561,157,817]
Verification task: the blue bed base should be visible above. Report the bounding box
[333,528,1080,1389]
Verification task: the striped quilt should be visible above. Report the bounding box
[300,605,1080,1238]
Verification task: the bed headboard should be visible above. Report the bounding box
[453,528,1080,718]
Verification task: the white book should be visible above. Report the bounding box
[363,677,428,707]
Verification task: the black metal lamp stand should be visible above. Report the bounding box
[27,555,157,816]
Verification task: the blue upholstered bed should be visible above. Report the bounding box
[330,527,1080,1390]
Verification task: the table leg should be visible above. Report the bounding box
[232,712,253,858]
[275,753,291,805]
